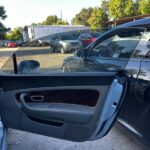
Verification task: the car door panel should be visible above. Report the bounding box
[0,72,128,142]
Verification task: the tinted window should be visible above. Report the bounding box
[91,32,101,38]
[61,34,76,40]
[88,28,145,71]
[80,34,92,39]
[90,28,143,58]
[51,35,60,41]
[146,50,150,58]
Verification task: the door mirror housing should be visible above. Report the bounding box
[18,60,40,74]
[74,48,87,60]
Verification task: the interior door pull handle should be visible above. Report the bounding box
[30,95,44,102]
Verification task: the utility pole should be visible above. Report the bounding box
[60,9,62,20]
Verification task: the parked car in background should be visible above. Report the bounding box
[62,18,150,147]
[7,42,17,48]
[49,33,82,54]
[78,32,101,47]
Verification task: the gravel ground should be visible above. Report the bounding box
[7,126,144,150]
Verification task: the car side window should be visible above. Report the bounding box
[146,50,150,58]
[51,35,60,41]
[89,28,143,59]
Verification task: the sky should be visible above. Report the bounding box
[0,0,101,29]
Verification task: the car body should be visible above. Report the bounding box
[49,33,82,54]
[62,18,150,147]
[7,42,17,48]
[78,32,101,47]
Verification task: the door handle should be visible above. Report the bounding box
[30,95,44,102]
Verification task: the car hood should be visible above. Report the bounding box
[62,40,80,44]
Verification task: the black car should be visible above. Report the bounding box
[62,18,150,147]
[0,18,150,149]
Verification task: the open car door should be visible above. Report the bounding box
[0,70,128,142]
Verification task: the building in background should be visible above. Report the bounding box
[23,25,90,42]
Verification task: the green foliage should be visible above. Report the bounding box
[88,7,108,29]
[101,0,109,13]
[109,0,137,19]
[31,22,42,26]
[139,0,150,14]
[42,15,69,25]
[124,0,137,17]
[55,19,69,25]
[0,6,7,20]
[0,6,8,40]
[6,27,23,41]
[71,7,93,26]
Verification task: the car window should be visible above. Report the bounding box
[146,50,150,58]
[0,28,146,74]
[91,32,101,38]
[81,34,92,39]
[0,53,15,74]
[89,28,144,59]
[51,35,60,41]
[61,34,76,40]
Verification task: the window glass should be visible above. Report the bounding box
[146,50,150,58]
[88,28,145,71]
[0,50,14,74]
[51,35,59,41]
[90,28,143,58]
[132,30,150,58]
[0,28,146,74]
[61,34,76,40]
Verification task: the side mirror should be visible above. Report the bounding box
[74,48,87,59]
[18,60,40,74]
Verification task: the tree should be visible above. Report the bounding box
[43,15,58,25]
[133,0,142,15]
[6,27,23,41]
[109,0,136,19]
[139,0,150,14]
[55,19,69,25]
[88,7,108,29]
[101,0,109,14]
[42,15,69,25]
[0,6,7,20]
[31,22,42,26]
[0,6,7,40]
[72,7,93,26]
[124,0,137,17]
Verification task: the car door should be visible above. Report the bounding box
[0,64,128,142]
[64,28,146,73]
[50,35,60,49]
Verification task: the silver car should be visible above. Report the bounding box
[49,33,83,54]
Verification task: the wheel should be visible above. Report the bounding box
[61,46,65,54]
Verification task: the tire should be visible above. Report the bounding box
[61,46,65,54]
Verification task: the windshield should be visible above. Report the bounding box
[61,34,76,40]
[91,32,101,38]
